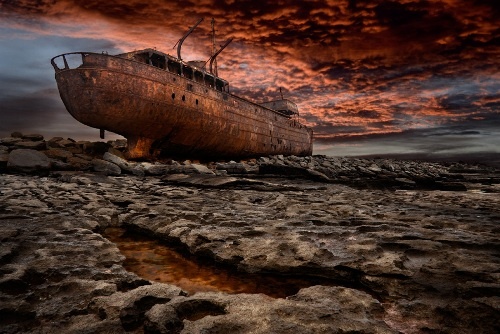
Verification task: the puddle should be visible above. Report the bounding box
[104,227,331,298]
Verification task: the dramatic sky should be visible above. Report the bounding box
[0,0,499,159]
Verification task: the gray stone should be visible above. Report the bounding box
[107,147,125,159]
[43,148,73,161]
[50,159,73,170]
[306,168,330,181]
[58,138,77,147]
[83,141,110,155]
[0,151,9,168]
[108,139,127,150]
[216,162,254,174]
[103,151,145,176]
[92,158,121,176]
[368,163,383,173]
[11,131,23,138]
[141,163,172,175]
[21,133,44,141]
[190,163,215,174]
[7,149,51,172]
[14,141,46,150]
[167,164,210,175]
[47,137,64,148]
[67,156,92,170]
[0,137,22,146]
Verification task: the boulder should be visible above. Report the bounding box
[7,149,51,172]
[190,163,215,175]
[0,137,22,146]
[103,152,144,176]
[108,139,127,151]
[185,164,216,174]
[50,160,74,171]
[14,141,47,150]
[11,131,23,138]
[57,138,77,147]
[43,148,73,161]
[21,134,44,141]
[216,162,254,174]
[306,168,330,181]
[0,151,9,169]
[67,156,92,170]
[107,147,125,159]
[141,163,172,176]
[47,137,64,148]
[92,159,121,176]
[84,141,110,156]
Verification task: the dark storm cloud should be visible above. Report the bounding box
[0,31,122,138]
[0,0,498,154]
[0,90,64,134]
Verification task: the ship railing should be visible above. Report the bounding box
[51,52,95,72]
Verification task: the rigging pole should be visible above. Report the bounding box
[175,18,204,61]
[211,18,218,76]
[208,38,233,75]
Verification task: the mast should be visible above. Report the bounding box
[211,18,218,76]
[209,38,233,75]
[176,18,204,60]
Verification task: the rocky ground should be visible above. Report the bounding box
[1,133,499,333]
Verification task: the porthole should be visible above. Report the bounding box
[171,93,175,99]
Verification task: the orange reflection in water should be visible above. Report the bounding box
[104,228,327,298]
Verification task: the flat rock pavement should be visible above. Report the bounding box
[1,170,499,333]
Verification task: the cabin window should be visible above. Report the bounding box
[168,59,181,75]
[204,75,214,88]
[215,79,224,92]
[134,52,150,64]
[194,71,204,83]
[150,53,166,69]
[183,65,193,79]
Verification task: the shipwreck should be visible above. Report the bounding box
[51,19,313,159]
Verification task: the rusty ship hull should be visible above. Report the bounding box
[51,51,313,159]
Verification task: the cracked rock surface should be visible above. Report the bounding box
[0,135,500,333]
[1,146,500,332]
